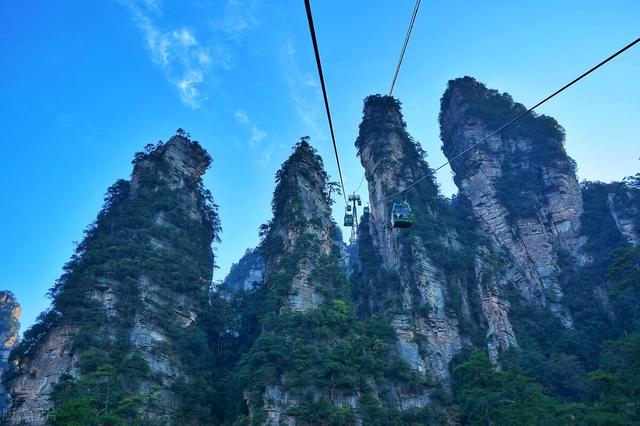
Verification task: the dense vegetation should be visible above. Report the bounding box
[4,99,639,426]
[440,76,576,223]
[220,139,439,424]
[355,95,494,346]
[5,135,223,425]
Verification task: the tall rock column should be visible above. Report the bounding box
[355,95,516,378]
[0,291,20,411]
[6,135,219,424]
[439,76,585,327]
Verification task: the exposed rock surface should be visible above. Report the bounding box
[221,248,265,296]
[607,189,640,246]
[0,291,20,411]
[247,140,340,423]
[7,135,218,424]
[354,95,516,382]
[262,139,336,312]
[439,77,585,327]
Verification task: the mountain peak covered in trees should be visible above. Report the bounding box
[3,82,640,425]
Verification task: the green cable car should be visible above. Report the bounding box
[344,207,354,227]
[363,206,370,215]
[391,202,415,228]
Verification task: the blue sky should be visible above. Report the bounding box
[1,0,638,332]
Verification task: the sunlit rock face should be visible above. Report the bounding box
[354,94,517,383]
[440,77,586,327]
[6,135,218,424]
[0,291,20,410]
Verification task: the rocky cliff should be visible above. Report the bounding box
[6,135,220,424]
[439,77,585,327]
[221,248,265,296]
[0,291,20,411]
[229,138,437,425]
[353,95,517,383]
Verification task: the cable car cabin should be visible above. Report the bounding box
[363,206,370,215]
[344,213,354,227]
[391,202,415,228]
[346,205,352,212]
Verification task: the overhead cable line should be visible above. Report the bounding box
[352,0,423,197]
[389,0,422,96]
[304,0,348,205]
[383,35,640,201]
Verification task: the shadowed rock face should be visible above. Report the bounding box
[354,95,517,382]
[7,135,217,424]
[440,77,585,327]
[221,248,265,296]
[0,291,20,410]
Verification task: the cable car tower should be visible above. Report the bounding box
[343,193,362,244]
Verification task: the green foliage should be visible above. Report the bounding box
[453,350,584,425]
[581,334,640,424]
[440,76,574,223]
[609,246,640,296]
[5,138,222,424]
[50,349,156,425]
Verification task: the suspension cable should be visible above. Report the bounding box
[352,0,423,197]
[304,0,348,205]
[384,36,640,201]
[389,0,422,96]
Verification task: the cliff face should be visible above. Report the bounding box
[7,135,219,424]
[354,95,517,382]
[241,140,349,424]
[233,139,435,425]
[263,139,338,312]
[0,291,20,410]
[439,77,585,327]
[220,248,265,296]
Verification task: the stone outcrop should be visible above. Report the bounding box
[439,77,585,327]
[262,138,337,312]
[247,139,341,423]
[0,291,20,410]
[221,249,265,296]
[354,95,517,381]
[607,189,640,246]
[7,135,218,424]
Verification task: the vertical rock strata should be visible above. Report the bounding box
[354,95,517,380]
[439,77,585,327]
[0,291,20,410]
[7,136,218,424]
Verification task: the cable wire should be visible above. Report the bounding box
[351,0,422,197]
[304,0,348,205]
[384,36,640,201]
[389,0,422,96]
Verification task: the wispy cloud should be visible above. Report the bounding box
[118,0,261,109]
[234,109,249,124]
[235,109,269,157]
[219,0,261,38]
[282,40,324,139]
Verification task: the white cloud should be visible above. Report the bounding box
[220,0,260,38]
[234,109,249,124]
[234,109,269,155]
[173,28,196,46]
[250,126,267,146]
[119,0,262,109]
[282,39,324,138]
[176,70,204,109]
[118,1,214,109]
